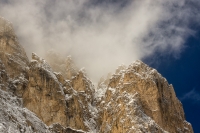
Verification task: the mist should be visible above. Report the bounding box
[0,0,198,82]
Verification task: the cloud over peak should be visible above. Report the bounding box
[0,0,199,81]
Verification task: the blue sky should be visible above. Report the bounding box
[0,0,200,132]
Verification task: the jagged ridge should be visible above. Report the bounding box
[0,16,193,133]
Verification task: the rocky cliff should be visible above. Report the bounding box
[0,17,193,133]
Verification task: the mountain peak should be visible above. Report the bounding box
[0,17,194,133]
[0,17,14,37]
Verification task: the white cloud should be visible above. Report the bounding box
[0,0,199,82]
[180,88,200,103]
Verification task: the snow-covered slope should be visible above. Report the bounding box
[0,16,193,133]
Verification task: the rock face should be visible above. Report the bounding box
[0,54,51,133]
[22,53,68,126]
[0,16,193,133]
[97,61,193,133]
[0,17,29,79]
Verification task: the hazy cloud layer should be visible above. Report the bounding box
[0,0,199,81]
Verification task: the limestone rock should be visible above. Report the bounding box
[0,16,97,132]
[63,71,97,132]
[49,124,86,133]
[22,53,67,127]
[23,53,96,132]
[0,16,194,133]
[0,59,52,133]
[0,17,29,79]
[96,60,193,133]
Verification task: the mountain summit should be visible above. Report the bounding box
[0,17,193,133]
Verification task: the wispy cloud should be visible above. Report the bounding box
[0,0,199,81]
[180,88,200,104]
